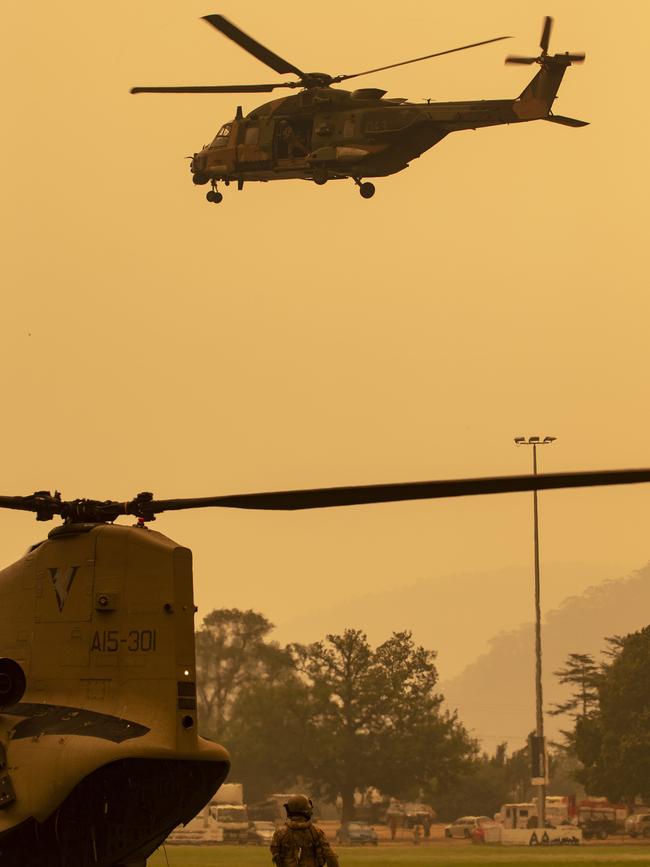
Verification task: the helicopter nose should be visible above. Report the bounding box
[191,152,210,186]
[192,150,208,170]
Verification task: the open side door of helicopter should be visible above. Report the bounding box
[273,116,312,163]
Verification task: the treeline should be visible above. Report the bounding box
[194,609,477,820]
[550,626,650,804]
[194,610,650,818]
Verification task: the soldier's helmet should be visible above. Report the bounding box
[284,794,313,818]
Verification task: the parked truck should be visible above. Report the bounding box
[496,797,575,829]
[206,782,249,843]
[496,803,538,829]
[212,783,244,806]
[212,803,249,843]
[166,806,224,845]
[167,782,249,845]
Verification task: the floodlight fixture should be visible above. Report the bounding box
[515,435,557,447]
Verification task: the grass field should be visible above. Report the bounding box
[147,844,650,867]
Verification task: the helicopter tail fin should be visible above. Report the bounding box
[513,61,569,121]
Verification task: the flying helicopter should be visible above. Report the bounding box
[131,14,587,203]
[0,467,649,866]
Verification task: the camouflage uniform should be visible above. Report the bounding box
[271,818,339,867]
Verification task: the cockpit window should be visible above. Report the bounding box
[209,123,233,148]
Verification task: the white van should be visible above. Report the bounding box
[497,797,572,830]
[496,803,537,829]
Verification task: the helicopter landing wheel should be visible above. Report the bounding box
[313,172,328,186]
[358,181,375,199]
[206,190,223,204]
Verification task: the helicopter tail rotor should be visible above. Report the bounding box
[540,15,553,55]
[506,16,585,66]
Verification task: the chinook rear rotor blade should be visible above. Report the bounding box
[0,468,648,523]
[149,468,650,514]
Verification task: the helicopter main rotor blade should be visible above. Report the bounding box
[333,35,511,84]
[0,494,59,514]
[130,83,292,94]
[202,14,307,80]
[0,468,648,523]
[149,468,650,513]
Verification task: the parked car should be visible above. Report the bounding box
[579,809,619,840]
[335,822,378,845]
[445,816,494,839]
[471,820,499,844]
[627,813,650,838]
[247,821,276,845]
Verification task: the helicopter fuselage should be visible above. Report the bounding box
[190,62,573,190]
[131,13,586,201]
[0,523,229,867]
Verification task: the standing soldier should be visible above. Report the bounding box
[271,795,339,867]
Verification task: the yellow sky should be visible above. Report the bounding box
[1,1,648,671]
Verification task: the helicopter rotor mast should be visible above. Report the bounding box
[130,14,511,96]
[1,468,649,524]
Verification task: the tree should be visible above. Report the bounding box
[293,629,477,821]
[550,652,600,719]
[369,632,477,802]
[574,626,650,801]
[434,744,515,820]
[431,739,580,820]
[196,618,477,814]
[224,669,317,802]
[195,608,289,739]
[292,629,377,822]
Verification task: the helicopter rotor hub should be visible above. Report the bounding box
[302,72,334,88]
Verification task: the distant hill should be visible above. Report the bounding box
[274,560,628,680]
[441,563,650,751]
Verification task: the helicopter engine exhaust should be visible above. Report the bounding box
[0,659,26,709]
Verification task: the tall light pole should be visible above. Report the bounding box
[514,435,556,830]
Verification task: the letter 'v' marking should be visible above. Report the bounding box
[48,566,80,612]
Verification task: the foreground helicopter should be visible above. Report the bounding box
[131,14,587,202]
[0,467,649,866]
